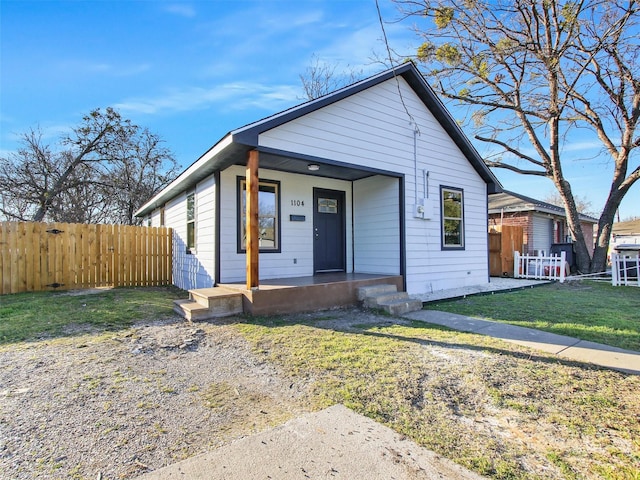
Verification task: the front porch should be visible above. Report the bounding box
[174,273,404,319]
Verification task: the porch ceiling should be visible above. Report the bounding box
[252,150,385,181]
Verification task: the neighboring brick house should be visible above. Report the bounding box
[489,190,597,259]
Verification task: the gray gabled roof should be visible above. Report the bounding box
[489,190,598,223]
[230,62,500,190]
[136,62,501,217]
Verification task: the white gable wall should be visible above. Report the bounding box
[259,77,489,294]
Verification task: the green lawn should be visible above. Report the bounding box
[1,286,638,479]
[236,312,640,480]
[0,286,186,344]
[424,280,640,351]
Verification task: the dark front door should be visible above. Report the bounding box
[313,188,346,273]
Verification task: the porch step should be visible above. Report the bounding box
[358,284,423,315]
[357,284,398,301]
[173,287,244,321]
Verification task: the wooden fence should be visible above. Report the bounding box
[488,225,524,276]
[0,221,173,295]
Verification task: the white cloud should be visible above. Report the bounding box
[55,60,151,78]
[163,3,196,18]
[113,82,300,116]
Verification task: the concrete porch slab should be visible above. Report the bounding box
[414,277,549,303]
[220,273,403,316]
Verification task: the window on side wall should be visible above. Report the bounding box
[186,192,195,254]
[237,177,281,253]
[441,186,465,249]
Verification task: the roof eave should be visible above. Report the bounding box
[135,134,236,217]
[399,66,502,193]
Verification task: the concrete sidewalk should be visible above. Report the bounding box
[403,309,640,375]
[137,404,486,480]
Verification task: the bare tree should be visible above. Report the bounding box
[543,192,595,217]
[0,108,179,224]
[300,54,364,100]
[394,0,639,273]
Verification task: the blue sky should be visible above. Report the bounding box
[1,0,638,220]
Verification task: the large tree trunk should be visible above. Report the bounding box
[592,205,618,273]
[557,181,592,273]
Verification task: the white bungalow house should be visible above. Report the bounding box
[136,62,501,316]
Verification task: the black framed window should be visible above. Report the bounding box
[441,186,464,249]
[237,177,281,253]
[186,191,195,253]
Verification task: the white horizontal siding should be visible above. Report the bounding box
[149,209,162,227]
[163,175,216,290]
[260,77,490,294]
[353,176,400,275]
[218,165,353,283]
[193,175,216,287]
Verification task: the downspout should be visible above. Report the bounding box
[214,170,221,286]
[351,181,355,273]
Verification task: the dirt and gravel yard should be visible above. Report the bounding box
[0,315,311,479]
[1,303,639,480]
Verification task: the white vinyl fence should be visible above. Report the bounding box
[514,251,567,283]
[611,253,640,287]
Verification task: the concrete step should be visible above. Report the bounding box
[362,291,410,309]
[173,299,214,322]
[356,284,398,301]
[378,297,424,315]
[189,287,238,308]
[174,287,244,321]
[357,283,423,315]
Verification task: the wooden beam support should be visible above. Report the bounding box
[246,150,259,289]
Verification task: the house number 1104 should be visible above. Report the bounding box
[290,200,304,206]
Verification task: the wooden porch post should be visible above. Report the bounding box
[246,149,259,289]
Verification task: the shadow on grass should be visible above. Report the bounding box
[238,310,635,377]
[424,281,640,351]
